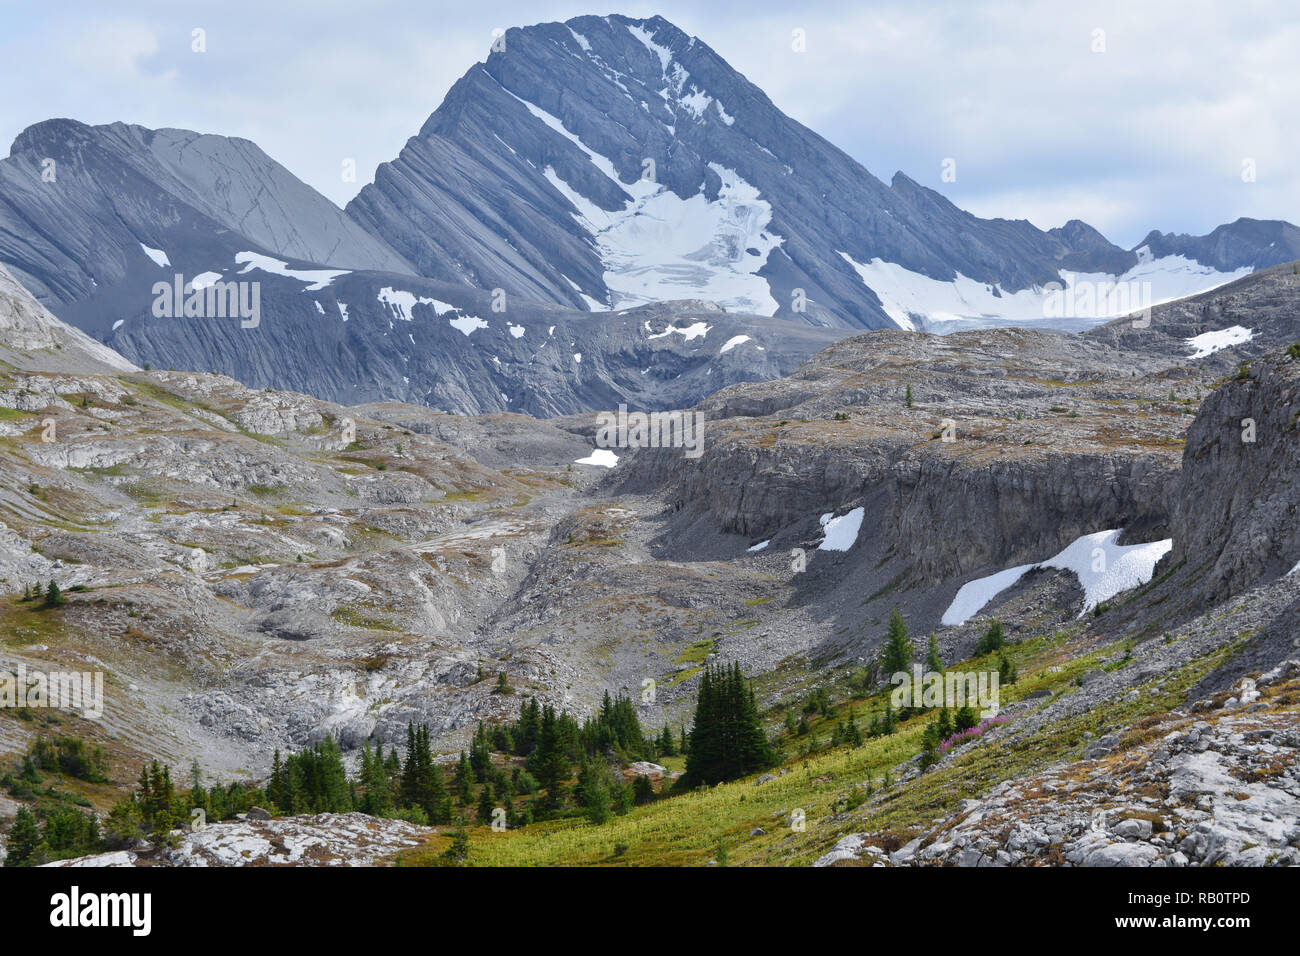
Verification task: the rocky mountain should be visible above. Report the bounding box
[3,12,1300,870]
[1137,217,1300,273]
[1,244,1298,867]
[1,16,1296,416]
[0,120,412,310]
[346,15,1296,332]
[0,117,842,414]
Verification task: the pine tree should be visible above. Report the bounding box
[188,759,207,814]
[682,664,775,787]
[442,817,470,864]
[632,774,655,805]
[401,724,450,823]
[476,781,495,825]
[881,610,913,675]
[453,751,474,805]
[360,741,392,816]
[43,579,65,608]
[954,705,978,733]
[905,384,914,408]
[976,621,1005,656]
[657,724,676,757]
[925,635,942,673]
[3,806,44,867]
[936,706,953,740]
[579,759,612,825]
[881,700,897,735]
[527,705,569,810]
[998,652,1017,685]
[267,749,284,811]
[469,722,492,782]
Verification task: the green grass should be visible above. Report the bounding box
[674,638,715,665]
[410,628,1246,866]
[330,606,403,631]
[1,597,68,646]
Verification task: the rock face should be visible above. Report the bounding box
[1168,347,1300,600]
[823,705,1300,868]
[43,813,431,867]
[610,326,1187,592]
[0,113,844,414]
[101,288,846,416]
[0,263,136,373]
[0,119,412,309]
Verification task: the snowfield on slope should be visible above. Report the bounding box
[819,508,865,551]
[235,251,348,291]
[942,530,1173,626]
[1186,325,1254,358]
[838,247,1252,332]
[509,89,781,316]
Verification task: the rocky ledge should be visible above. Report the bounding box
[815,664,1300,867]
[43,812,434,867]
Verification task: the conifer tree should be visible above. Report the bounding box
[579,759,612,825]
[925,635,942,673]
[682,664,775,786]
[44,579,65,608]
[976,621,1006,656]
[476,781,495,825]
[881,610,913,675]
[453,751,474,805]
[3,806,44,867]
[999,652,1017,685]
[267,749,285,811]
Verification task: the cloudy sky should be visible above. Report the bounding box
[3,0,1295,247]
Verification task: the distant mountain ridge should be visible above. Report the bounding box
[0,13,1296,412]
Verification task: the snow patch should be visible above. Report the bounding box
[378,286,441,322]
[448,313,488,336]
[942,530,1173,626]
[140,243,170,268]
[235,252,347,291]
[747,539,770,552]
[1186,325,1254,358]
[518,87,780,315]
[719,334,754,354]
[838,251,1252,332]
[818,508,865,552]
[627,22,673,75]
[649,321,711,342]
[575,448,618,467]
